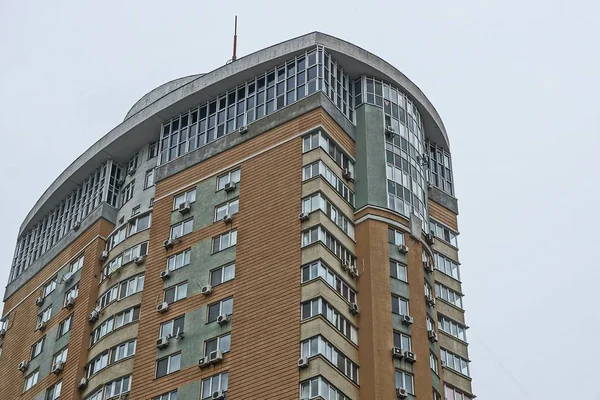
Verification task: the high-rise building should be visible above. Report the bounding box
[0,32,472,400]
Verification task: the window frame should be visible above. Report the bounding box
[210,263,235,286]
[217,169,241,191]
[172,189,197,210]
[31,336,46,360]
[207,297,233,323]
[156,352,181,378]
[212,230,237,253]
[164,282,188,304]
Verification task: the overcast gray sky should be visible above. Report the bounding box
[1,1,599,398]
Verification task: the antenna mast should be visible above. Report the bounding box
[232,16,238,62]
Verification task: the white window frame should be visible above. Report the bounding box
[31,336,45,359]
[156,352,181,378]
[43,277,57,297]
[170,219,193,239]
[210,263,235,286]
[214,198,239,222]
[395,370,414,394]
[144,169,155,189]
[173,189,196,210]
[52,346,68,365]
[201,372,228,399]
[167,249,191,271]
[207,298,233,323]
[24,369,39,391]
[217,169,240,191]
[70,255,84,274]
[164,282,188,304]
[390,259,407,282]
[212,230,237,253]
[392,295,409,316]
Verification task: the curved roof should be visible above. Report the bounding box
[124,74,204,121]
[19,31,449,236]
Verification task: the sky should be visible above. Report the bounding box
[1,0,599,398]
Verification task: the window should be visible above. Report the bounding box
[430,352,439,374]
[204,333,231,355]
[301,260,357,304]
[103,375,131,398]
[302,130,355,178]
[390,260,407,282]
[104,255,123,279]
[425,282,433,298]
[302,161,354,205]
[207,298,233,323]
[388,227,405,246]
[302,193,355,239]
[38,305,52,324]
[212,230,237,252]
[167,249,191,271]
[111,339,136,363]
[435,282,463,308]
[24,370,39,391]
[214,198,239,221]
[210,263,235,286]
[427,140,454,196]
[122,180,135,204]
[86,351,109,378]
[43,277,57,297]
[300,376,351,400]
[433,389,442,400]
[170,219,193,239]
[438,315,467,342]
[301,297,358,344]
[144,169,155,189]
[164,282,187,304]
[156,353,181,378]
[430,220,458,247]
[301,226,356,267]
[217,169,241,191]
[119,275,144,298]
[434,252,460,280]
[31,336,45,359]
[131,205,141,216]
[70,255,84,274]
[154,391,178,400]
[427,315,435,331]
[441,348,470,376]
[57,314,72,338]
[395,370,414,394]
[64,283,79,306]
[127,153,139,172]
[90,307,140,346]
[201,372,228,399]
[444,385,472,400]
[52,347,68,365]
[301,336,359,384]
[392,295,409,316]
[150,197,155,207]
[45,381,62,400]
[161,316,185,338]
[129,213,152,235]
[393,331,411,351]
[109,226,126,249]
[98,285,118,309]
[148,141,159,159]
[122,241,148,264]
[173,189,196,210]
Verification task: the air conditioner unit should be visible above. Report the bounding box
[392,346,404,359]
[52,361,65,374]
[342,168,354,182]
[18,360,29,372]
[99,250,109,261]
[349,265,359,278]
[404,351,416,363]
[298,212,309,221]
[209,349,224,365]
[64,297,76,309]
[116,178,125,188]
[425,232,435,245]
[349,302,360,316]
[178,201,191,215]
[163,238,175,249]
[423,261,434,274]
[298,357,309,369]
[89,309,100,323]
[396,387,408,399]
[160,270,170,280]
[62,272,73,283]
[426,295,436,307]
[341,259,350,271]
[36,320,47,331]
[73,220,81,231]
[201,285,213,296]
[156,336,170,349]
[78,377,88,390]
[402,314,414,325]
[157,302,169,313]
[224,182,236,193]
[385,126,397,138]
[217,314,230,326]
[0,328,6,337]
[428,330,438,343]
[398,244,409,254]
[35,296,44,307]
[128,166,136,176]
[134,256,146,265]
[222,214,233,223]
[238,125,249,134]
[212,390,226,400]
[198,356,211,368]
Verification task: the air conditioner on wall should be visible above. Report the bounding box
[51,361,65,374]
[35,296,44,307]
[404,351,416,363]
[297,357,309,369]
[160,270,170,280]
[156,302,169,313]
[134,256,146,265]
[36,320,47,331]
[342,168,354,182]
[201,285,213,296]
[428,330,438,343]
[163,238,175,249]
[78,378,88,390]
[222,214,233,223]
[99,250,109,261]
[398,244,408,254]
[224,182,236,193]
[217,314,230,326]
[402,314,414,325]
[89,308,100,323]
[209,349,224,365]
[396,388,408,399]
[178,201,191,215]
[156,336,169,349]
[392,347,404,359]
[238,125,249,134]
[298,212,309,221]
[198,356,211,368]
[349,302,360,315]
[17,360,29,372]
[426,295,436,307]
[212,390,226,400]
